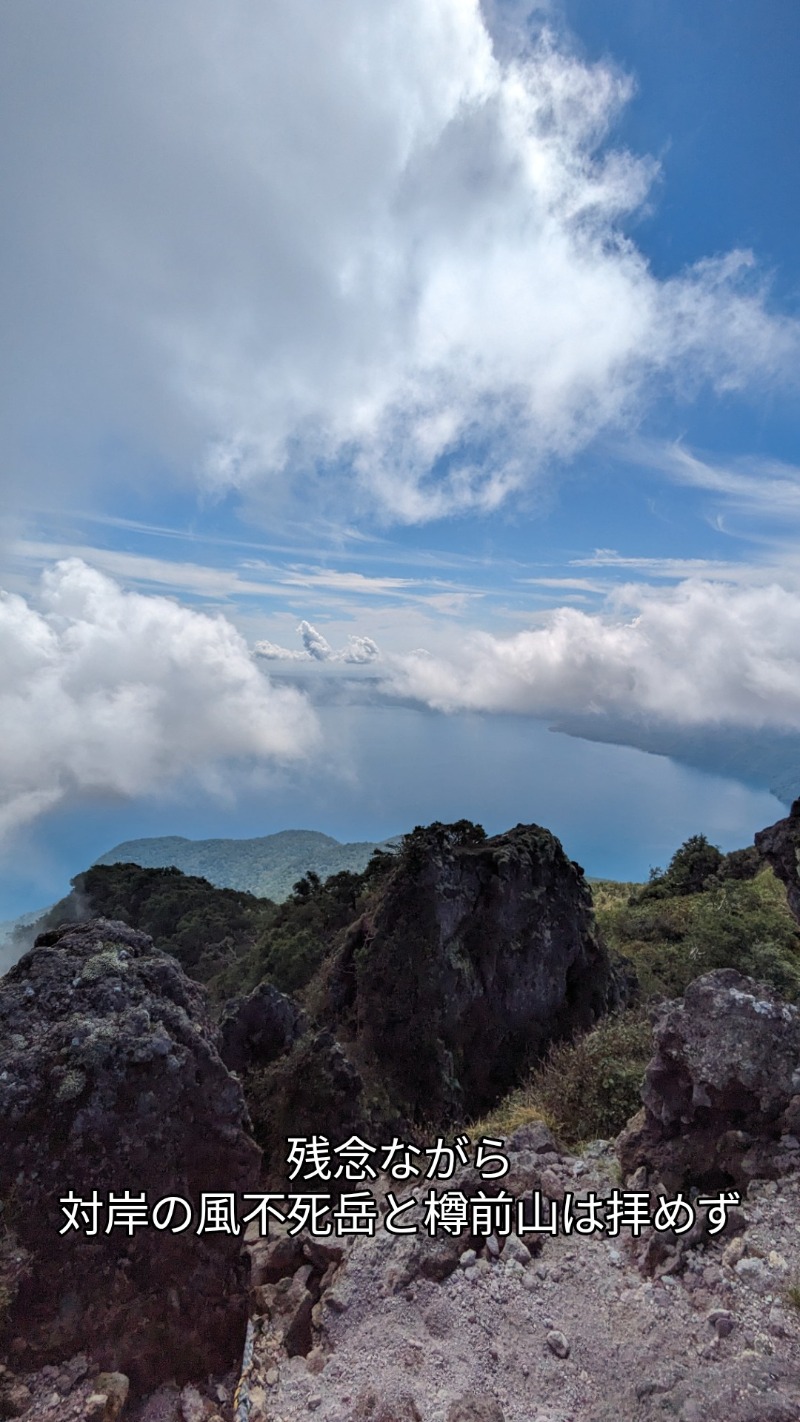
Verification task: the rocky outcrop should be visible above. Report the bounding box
[617,969,800,1189]
[755,798,800,921]
[247,1024,367,1185]
[0,919,261,1387]
[219,980,307,1074]
[323,822,624,1123]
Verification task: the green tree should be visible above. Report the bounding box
[638,834,723,900]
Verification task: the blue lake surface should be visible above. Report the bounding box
[0,705,786,920]
[289,704,786,882]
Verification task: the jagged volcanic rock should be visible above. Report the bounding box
[0,918,261,1387]
[322,822,624,1122]
[755,798,800,922]
[219,980,307,1073]
[617,968,800,1190]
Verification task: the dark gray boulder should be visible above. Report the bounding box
[219,980,307,1073]
[755,799,800,922]
[0,918,261,1387]
[617,968,800,1189]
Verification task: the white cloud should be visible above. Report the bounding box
[253,640,307,664]
[1,2,796,523]
[10,541,293,600]
[254,621,380,665]
[385,579,800,729]
[572,551,757,582]
[300,621,334,662]
[343,635,381,665]
[0,560,319,838]
[642,442,800,522]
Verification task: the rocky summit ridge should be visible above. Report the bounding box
[1,816,800,1421]
[219,821,626,1179]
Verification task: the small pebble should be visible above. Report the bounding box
[545,1329,570,1359]
[707,1308,734,1338]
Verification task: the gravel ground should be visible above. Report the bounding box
[6,1145,800,1422]
[246,1151,800,1422]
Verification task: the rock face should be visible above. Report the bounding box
[219,980,307,1074]
[0,919,261,1387]
[323,822,623,1122]
[248,1026,367,1185]
[617,969,800,1189]
[755,798,800,921]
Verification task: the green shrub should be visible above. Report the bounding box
[597,868,800,1002]
[637,833,724,900]
[469,1010,652,1150]
[524,1009,653,1146]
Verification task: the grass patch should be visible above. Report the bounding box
[465,1095,558,1146]
[466,1008,653,1152]
[596,868,800,1002]
[785,1271,800,1313]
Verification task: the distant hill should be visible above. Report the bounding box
[93,829,400,902]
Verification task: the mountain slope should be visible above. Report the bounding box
[93,829,399,902]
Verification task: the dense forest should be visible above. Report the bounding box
[29,843,400,998]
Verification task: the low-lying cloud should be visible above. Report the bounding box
[1,2,796,522]
[386,580,800,730]
[0,561,319,838]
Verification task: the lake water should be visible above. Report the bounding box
[0,703,786,922]
[292,703,786,883]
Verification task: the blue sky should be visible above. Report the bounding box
[1,0,799,915]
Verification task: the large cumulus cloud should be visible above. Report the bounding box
[1,1,796,521]
[0,561,318,836]
[386,580,800,729]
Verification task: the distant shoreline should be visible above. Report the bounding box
[550,717,798,807]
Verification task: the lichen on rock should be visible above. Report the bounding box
[0,917,261,1388]
[617,967,800,1189]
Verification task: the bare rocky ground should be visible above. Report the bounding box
[4,1133,800,1422]
[237,1143,800,1422]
